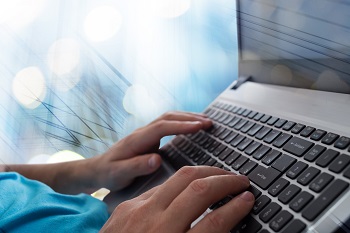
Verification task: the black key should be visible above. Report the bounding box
[210,196,231,210]
[248,111,258,119]
[286,161,308,179]
[268,178,289,197]
[310,129,327,141]
[272,154,296,173]
[274,119,287,128]
[237,108,246,115]
[304,145,326,162]
[204,158,216,166]
[263,130,281,144]
[231,155,248,170]
[223,115,234,126]
[231,215,262,233]
[224,152,240,165]
[283,121,296,131]
[248,185,262,198]
[214,127,226,137]
[260,115,271,123]
[245,141,261,156]
[239,160,257,175]
[291,124,305,134]
[198,135,209,146]
[302,179,349,221]
[300,126,315,137]
[254,113,264,121]
[259,229,270,233]
[297,167,320,185]
[193,150,205,162]
[231,106,240,114]
[242,109,251,117]
[344,166,350,179]
[253,195,271,214]
[255,127,272,140]
[213,162,223,168]
[329,154,350,173]
[309,173,334,193]
[248,124,263,136]
[273,133,292,148]
[217,113,230,124]
[252,145,270,160]
[231,134,245,147]
[234,119,247,130]
[280,219,306,233]
[283,137,314,157]
[224,132,238,143]
[219,129,231,140]
[321,132,339,145]
[262,150,281,165]
[241,121,255,133]
[269,210,293,232]
[289,191,314,212]
[228,117,241,128]
[208,140,220,153]
[259,202,281,223]
[218,147,234,161]
[237,138,253,151]
[248,166,281,189]
[203,137,215,149]
[267,116,279,125]
[278,184,301,204]
[334,136,350,150]
[213,144,227,157]
[316,149,339,167]
[197,153,210,165]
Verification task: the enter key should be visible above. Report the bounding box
[283,137,314,157]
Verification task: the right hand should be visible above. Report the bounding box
[100,166,255,233]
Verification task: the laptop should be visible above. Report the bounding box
[105,0,350,232]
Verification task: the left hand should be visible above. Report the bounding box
[83,111,212,193]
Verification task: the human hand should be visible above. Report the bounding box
[100,166,254,233]
[85,112,212,193]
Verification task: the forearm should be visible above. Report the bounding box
[3,160,97,195]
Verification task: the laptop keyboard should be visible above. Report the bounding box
[160,101,350,233]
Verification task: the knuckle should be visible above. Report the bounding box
[162,111,176,119]
[207,212,226,231]
[177,166,198,180]
[190,179,209,195]
[153,120,166,131]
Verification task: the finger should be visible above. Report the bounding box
[123,120,206,157]
[136,185,159,200]
[163,175,250,230]
[152,112,212,128]
[189,191,254,233]
[151,166,233,208]
[118,153,162,178]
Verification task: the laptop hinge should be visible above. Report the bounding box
[231,76,251,90]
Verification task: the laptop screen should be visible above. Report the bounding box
[237,0,350,94]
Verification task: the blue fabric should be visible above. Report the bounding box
[0,172,109,233]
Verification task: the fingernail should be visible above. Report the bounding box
[148,155,157,168]
[238,191,254,202]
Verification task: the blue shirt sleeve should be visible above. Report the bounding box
[0,172,109,233]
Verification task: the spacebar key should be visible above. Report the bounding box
[248,165,281,190]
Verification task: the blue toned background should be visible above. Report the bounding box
[0,0,238,165]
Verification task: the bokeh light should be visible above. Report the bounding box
[84,6,122,42]
[47,38,81,76]
[47,38,81,92]
[47,150,85,163]
[147,0,191,18]
[0,0,46,29]
[12,66,46,109]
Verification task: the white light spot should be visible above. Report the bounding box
[0,0,46,29]
[91,188,111,200]
[148,0,191,19]
[123,84,161,122]
[27,154,51,164]
[47,150,85,164]
[12,66,46,109]
[47,38,81,76]
[84,6,122,42]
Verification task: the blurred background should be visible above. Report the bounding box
[0,0,238,165]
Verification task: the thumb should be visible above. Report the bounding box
[121,153,162,178]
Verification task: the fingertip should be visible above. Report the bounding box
[238,191,255,202]
[148,154,162,170]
